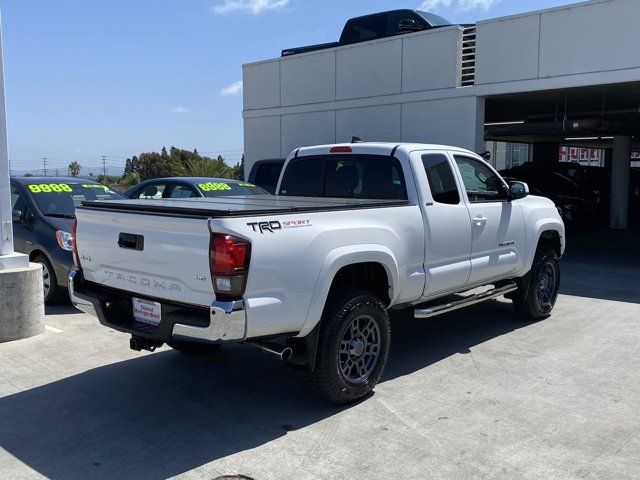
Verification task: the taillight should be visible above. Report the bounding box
[330,146,352,153]
[209,233,251,300]
[71,218,81,269]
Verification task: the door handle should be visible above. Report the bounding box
[473,215,488,225]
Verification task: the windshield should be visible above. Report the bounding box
[25,181,124,217]
[417,11,452,26]
[196,181,267,198]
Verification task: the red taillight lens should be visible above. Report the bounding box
[209,233,251,299]
[330,146,352,153]
[71,218,81,269]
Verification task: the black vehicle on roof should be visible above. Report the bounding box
[247,159,285,194]
[282,9,453,57]
[10,177,126,304]
[124,177,267,200]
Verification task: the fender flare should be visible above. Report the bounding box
[523,219,565,273]
[296,244,399,337]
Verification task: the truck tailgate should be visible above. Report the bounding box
[75,208,214,306]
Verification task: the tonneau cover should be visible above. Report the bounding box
[80,195,410,218]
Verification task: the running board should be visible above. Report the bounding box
[414,282,518,319]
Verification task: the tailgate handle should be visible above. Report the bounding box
[118,233,144,251]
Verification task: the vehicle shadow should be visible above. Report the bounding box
[45,303,82,316]
[0,300,530,480]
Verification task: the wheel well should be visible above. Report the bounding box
[326,262,391,307]
[538,230,562,257]
[29,249,46,262]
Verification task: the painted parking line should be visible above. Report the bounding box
[45,325,63,333]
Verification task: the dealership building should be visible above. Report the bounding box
[243,0,639,228]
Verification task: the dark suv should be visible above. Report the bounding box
[10,177,126,304]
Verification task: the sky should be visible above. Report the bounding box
[0,0,577,175]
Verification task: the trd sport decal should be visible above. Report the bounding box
[247,221,282,234]
[247,219,312,233]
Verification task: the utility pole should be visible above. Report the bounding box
[102,155,107,180]
[42,157,47,176]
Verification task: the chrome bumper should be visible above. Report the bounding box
[68,268,246,343]
[173,300,246,342]
[68,268,97,317]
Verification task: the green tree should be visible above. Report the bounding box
[124,155,139,176]
[68,161,81,177]
[136,150,184,181]
[232,154,245,180]
[184,157,233,178]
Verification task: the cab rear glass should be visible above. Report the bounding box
[279,155,408,200]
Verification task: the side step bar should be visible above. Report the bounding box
[414,281,518,319]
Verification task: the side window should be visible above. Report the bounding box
[134,183,167,200]
[279,158,324,196]
[386,12,423,36]
[11,185,27,212]
[454,156,508,203]
[341,15,386,44]
[421,154,460,205]
[169,185,198,199]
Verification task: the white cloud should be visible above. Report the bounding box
[418,0,498,12]
[220,80,243,96]
[212,0,289,15]
[170,106,192,114]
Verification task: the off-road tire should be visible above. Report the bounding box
[33,254,64,305]
[513,248,560,320]
[167,340,222,355]
[311,290,390,404]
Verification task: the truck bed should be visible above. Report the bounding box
[80,195,411,218]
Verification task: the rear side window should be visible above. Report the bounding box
[252,162,283,194]
[421,154,460,205]
[280,155,407,200]
[341,15,386,44]
[134,183,167,200]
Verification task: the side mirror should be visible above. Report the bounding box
[510,181,529,200]
[398,19,423,32]
[12,209,23,222]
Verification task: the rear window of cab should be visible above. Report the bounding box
[279,155,407,200]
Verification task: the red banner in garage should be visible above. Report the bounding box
[559,146,603,165]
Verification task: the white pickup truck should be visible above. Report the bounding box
[69,142,564,403]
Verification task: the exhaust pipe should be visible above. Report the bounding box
[251,341,293,361]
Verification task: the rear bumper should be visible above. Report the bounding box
[68,269,246,344]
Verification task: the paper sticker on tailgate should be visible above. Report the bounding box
[132,298,161,326]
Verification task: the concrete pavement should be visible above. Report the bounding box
[0,234,639,480]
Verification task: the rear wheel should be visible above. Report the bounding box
[167,340,222,355]
[311,290,390,404]
[33,254,63,305]
[513,248,560,320]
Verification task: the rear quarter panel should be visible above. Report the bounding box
[213,204,425,339]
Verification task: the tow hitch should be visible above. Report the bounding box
[130,336,163,352]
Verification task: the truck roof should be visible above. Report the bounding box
[293,142,477,159]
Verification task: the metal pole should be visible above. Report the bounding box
[0,10,14,258]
